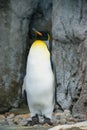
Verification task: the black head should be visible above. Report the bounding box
[32,28,50,41]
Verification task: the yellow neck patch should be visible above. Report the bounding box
[31,40,47,48]
[31,40,50,58]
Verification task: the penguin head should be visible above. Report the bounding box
[32,28,51,50]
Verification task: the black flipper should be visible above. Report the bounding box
[22,90,28,105]
[22,77,28,105]
[50,55,63,111]
[50,55,57,103]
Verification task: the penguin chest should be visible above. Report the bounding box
[26,45,54,93]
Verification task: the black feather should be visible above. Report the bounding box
[22,90,28,105]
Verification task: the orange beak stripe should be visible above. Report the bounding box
[32,28,42,36]
[35,31,42,36]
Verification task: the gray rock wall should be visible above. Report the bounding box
[52,0,87,115]
[0,0,38,112]
[0,0,87,116]
[0,0,52,113]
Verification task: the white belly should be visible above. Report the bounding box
[26,54,54,96]
[25,45,54,117]
[26,46,54,91]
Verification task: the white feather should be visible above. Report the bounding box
[25,42,55,119]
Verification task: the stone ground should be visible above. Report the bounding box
[0,106,87,130]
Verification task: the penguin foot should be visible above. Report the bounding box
[28,114,39,126]
[43,116,53,126]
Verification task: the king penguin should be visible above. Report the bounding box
[22,29,55,125]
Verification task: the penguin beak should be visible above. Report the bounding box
[35,31,42,36]
[32,28,42,36]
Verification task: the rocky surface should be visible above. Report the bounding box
[0,0,87,119]
[49,121,87,130]
[0,0,38,112]
[0,109,86,127]
[52,0,87,115]
[0,126,49,130]
[0,109,87,130]
[0,0,52,113]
